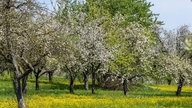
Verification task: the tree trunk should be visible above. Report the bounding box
[167,79,172,85]
[92,71,95,94]
[176,76,185,96]
[70,76,75,93]
[48,72,53,83]
[123,79,128,96]
[13,75,26,108]
[83,72,89,90]
[91,63,101,94]
[35,75,39,90]
[22,75,28,94]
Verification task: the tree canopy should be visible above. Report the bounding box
[1,0,192,108]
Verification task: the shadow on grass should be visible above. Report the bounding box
[1,78,192,98]
[26,79,110,97]
[28,79,101,91]
[31,80,192,97]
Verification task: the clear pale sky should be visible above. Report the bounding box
[38,0,192,30]
[147,0,192,30]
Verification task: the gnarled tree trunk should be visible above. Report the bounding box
[35,74,39,90]
[48,72,53,83]
[22,75,28,94]
[123,79,128,96]
[70,76,75,93]
[176,75,185,96]
[83,72,89,90]
[92,71,95,94]
[13,75,26,108]
[91,63,101,94]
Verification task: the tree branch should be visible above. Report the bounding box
[18,69,31,80]
[21,57,34,71]
[39,69,56,78]
[15,2,28,9]
[128,74,144,81]
[33,53,49,67]
[95,63,101,72]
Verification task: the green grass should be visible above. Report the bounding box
[1,75,192,108]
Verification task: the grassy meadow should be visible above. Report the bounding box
[1,75,192,108]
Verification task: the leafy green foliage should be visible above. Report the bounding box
[86,0,162,27]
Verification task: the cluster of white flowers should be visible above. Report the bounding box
[150,25,192,83]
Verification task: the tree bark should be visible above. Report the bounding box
[22,75,28,94]
[13,75,26,108]
[48,72,53,83]
[123,79,128,96]
[91,63,101,94]
[70,76,75,93]
[11,51,26,108]
[176,75,185,96]
[83,72,89,90]
[35,75,39,90]
[167,79,172,85]
[92,71,95,94]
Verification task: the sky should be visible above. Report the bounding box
[147,0,192,31]
[38,0,192,31]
